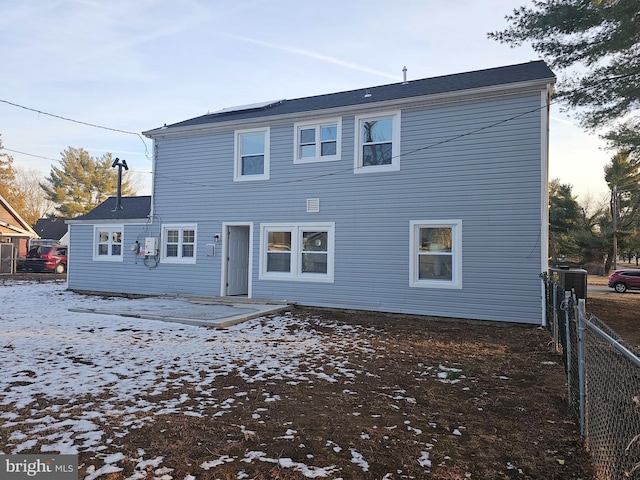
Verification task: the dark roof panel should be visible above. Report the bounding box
[147,61,554,132]
[73,196,151,221]
[33,218,68,240]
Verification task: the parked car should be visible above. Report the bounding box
[607,269,640,293]
[24,245,68,274]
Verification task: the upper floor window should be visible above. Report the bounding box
[294,118,342,163]
[93,225,123,261]
[234,128,270,181]
[354,110,401,173]
[161,224,197,264]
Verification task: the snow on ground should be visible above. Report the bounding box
[0,281,463,478]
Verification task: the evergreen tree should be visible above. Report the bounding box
[549,179,582,260]
[42,147,135,218]
[489,0,640,157]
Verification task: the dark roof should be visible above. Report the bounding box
[33,218,68,240]
[72,196,151,221]
[146,61,554,133]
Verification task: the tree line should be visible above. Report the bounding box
[550,150,640,273]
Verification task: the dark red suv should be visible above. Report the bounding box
[608,269,640,293]
[25,245,68,274]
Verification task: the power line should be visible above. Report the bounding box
[155,96,561,188]
[0,99,139,135]
[0,98,151,158]
[0,147,151,175]
[1,147,59,162]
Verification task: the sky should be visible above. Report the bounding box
[0,0,614,204]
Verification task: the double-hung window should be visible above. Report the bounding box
[410,220,462,289]
[354,110,401,173]
[93,225,123,261]
[234,127,270,181]
[260,223,334,282]
[161,224,197,264]
[294,118,341,163]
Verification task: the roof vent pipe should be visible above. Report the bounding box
[402,66,408,85]
[111,158,129,211]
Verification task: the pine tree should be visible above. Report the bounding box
[489,0,640,158]
[41,147,135,218]
[549,179,582,260]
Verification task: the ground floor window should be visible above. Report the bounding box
[161,224,197,264]
[260,223,334,282]
[93,225,123,261]
[410,220,462,289]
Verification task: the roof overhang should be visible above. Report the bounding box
[0,221,38,238]
[66,218,151,225]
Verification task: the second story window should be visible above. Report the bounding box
[294,118,342,163]
[235,128,270,181]
[354,110,401,173]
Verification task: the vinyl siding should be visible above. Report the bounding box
[69,90,547,324]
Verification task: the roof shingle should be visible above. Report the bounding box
[72,196,151,221]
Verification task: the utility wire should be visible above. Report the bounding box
[0,98,151,158]
[154,96,561,188]
[0,147,151,175]
[0,99,138,134]
[1,148,59,162]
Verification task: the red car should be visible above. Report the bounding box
[608,269,640,293]
[25,245,68,274]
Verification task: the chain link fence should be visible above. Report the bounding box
[542,273,640,479]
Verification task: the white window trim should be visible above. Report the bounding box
[234,127,270,181]
[259,222,335,283]
[93,224,124,262]
[409,220,462,289]
[354,110,401,173]
[161,223,197,264]
[293,117,342,164]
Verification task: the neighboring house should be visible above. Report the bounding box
[0,195,38,274]
[67,60,555,325]
[32,218,69,246]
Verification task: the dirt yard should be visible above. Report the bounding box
[90,313,595,480]
[2,272,635,480]
[1,277,600,480]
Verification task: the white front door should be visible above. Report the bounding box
[226,226,249,296]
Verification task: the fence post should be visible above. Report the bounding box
[577,299,586,438]
[564,291,572,407]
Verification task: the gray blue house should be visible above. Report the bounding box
[67,60,555,324]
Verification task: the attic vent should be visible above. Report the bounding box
[306,198,320,213]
